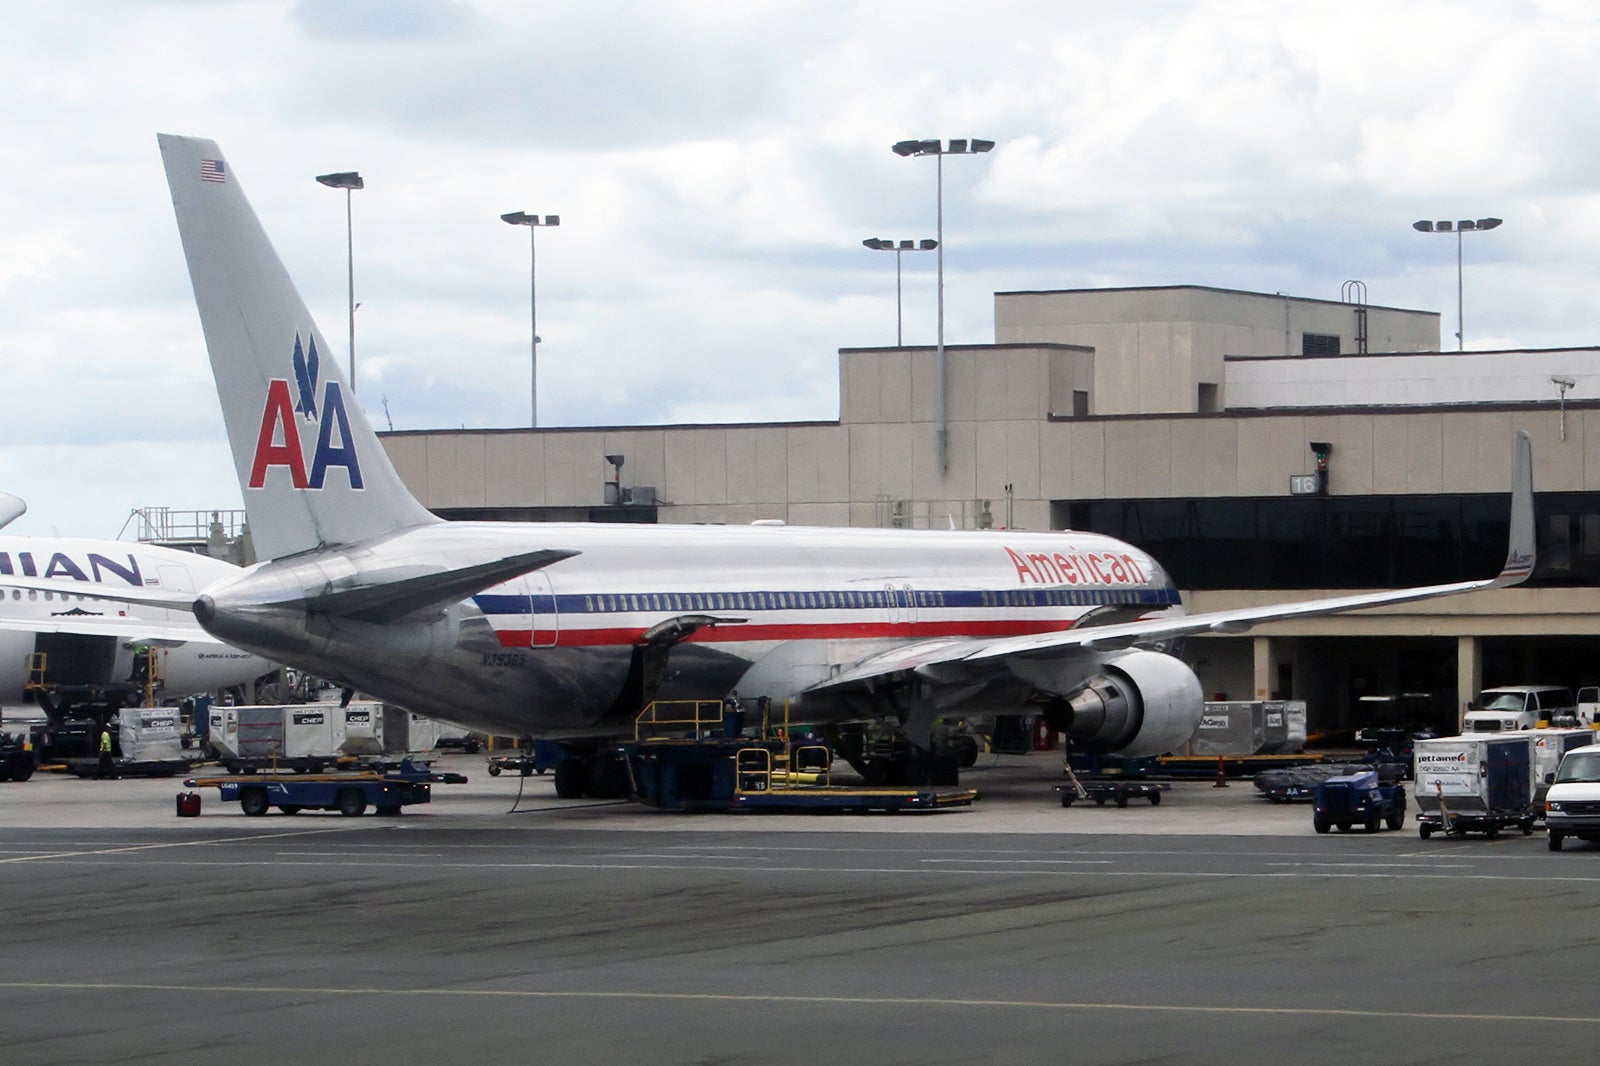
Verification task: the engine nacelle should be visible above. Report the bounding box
[1052,650,1204,757]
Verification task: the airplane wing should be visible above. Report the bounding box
[0,613,224,644]
[810,430,1537,691]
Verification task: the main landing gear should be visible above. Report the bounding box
[552,752,630,800]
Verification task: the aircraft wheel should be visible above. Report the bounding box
[337,789,367,817]
[553,759,585,799]
[240,789,269,817]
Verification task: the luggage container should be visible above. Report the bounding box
[339,702,402,757]
[1414,734,1537,839]
[210,702,349,773]
[1189,700,1308,757]
[1531,729,1597,810]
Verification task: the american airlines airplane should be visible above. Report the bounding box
[61,134,1535,799]
[0,497,273,717]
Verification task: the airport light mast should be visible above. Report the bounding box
[862,238,938,347]
[501,211,560,428]
[315,171,363,391]
[1412,216,1502,351]
[891,138,995,474]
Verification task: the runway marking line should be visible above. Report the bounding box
[0,980,1596,1025]
[15,857,1600,884]
[0,827,351,865]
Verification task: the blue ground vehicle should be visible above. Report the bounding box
[1312,768,1407,833]
[186,759,467,816]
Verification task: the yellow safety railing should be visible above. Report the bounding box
[634,699,728,740]
[639,698,835,792]
[23,652,47,691]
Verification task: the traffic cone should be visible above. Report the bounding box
[1213,756,1228,788]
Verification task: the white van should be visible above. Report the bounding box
[1464,686,1577,732]
[1543,743,1600,850]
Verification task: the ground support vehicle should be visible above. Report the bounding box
[1414,734,1537,839]
[1311,769,1406,833]
[1055,779,1168,808]
[1541,743,1600,850]
[1253,762,1370,802]
[486,740,564,777]
[616,700,978,813]
[184,759,468,816]
[1159,753,1325,779]
[0,732,36,782]
[1463,685,1577,733]
[624,737,976,812]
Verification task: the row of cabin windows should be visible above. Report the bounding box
[582,590,919,614]
[9,589,96,602]
[576,587,1139,614]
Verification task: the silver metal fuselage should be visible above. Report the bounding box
[197,521,1178,739]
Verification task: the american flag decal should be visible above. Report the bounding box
[200,159,227,183]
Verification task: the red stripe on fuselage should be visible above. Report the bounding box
[491,617,1078,649]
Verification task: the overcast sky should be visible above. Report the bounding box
[3,0,1597,538]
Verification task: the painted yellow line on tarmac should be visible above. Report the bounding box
[0,980,1597,1025]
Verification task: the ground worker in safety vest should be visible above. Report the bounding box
[97,725,114,780]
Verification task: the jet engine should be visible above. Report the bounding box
[1046,649,1204,757]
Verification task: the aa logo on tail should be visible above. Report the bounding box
[248,334,364,490]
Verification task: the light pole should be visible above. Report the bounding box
[501,211,560,428]
[315,171,363,390]
[1412,216,1502,351]
[891,138,995,473]
[862,238,937,346]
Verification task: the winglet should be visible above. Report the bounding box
[1497,430,1536,586]
[0,492,24,531]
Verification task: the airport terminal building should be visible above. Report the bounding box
[379,285,1600,735]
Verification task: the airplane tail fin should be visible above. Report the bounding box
[158,134,438,560]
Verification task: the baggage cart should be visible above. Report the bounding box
[1413,734,1537,839]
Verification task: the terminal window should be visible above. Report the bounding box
[1063,492,1597,590]
[1302,333,1341,355]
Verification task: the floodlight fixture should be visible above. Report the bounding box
[889,136,997,472]
[1412,215,1504,350]
[316,170,363,390]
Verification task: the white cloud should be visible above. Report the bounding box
[1,0,1598,535]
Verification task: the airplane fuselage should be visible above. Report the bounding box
[196,521,1181,738]
[0,536,272,712]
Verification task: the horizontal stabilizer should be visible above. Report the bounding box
[302,548,580,624]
